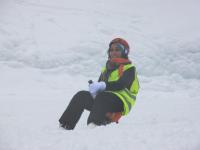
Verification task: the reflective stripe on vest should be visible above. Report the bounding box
[101,64,139,115]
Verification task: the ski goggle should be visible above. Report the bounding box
[109,43,125,53]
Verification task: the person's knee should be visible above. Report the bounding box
[72,90,92,106]
[74,90,90,98]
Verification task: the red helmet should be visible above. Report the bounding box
[109,38,130,57]
[109,38,130,52]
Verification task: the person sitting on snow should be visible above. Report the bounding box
[59,37,140,130]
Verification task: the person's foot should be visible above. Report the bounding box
[106,112,122,123]
[87,123,97,129]
[59,123,73,130]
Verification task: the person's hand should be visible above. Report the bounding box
[89,81,106,98]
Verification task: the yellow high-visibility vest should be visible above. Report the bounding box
[101,64,140,115]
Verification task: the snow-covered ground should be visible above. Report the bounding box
[0,0,200,150]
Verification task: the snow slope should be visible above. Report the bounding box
[0,0,200,150]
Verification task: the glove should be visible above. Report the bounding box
[89,81,106,98]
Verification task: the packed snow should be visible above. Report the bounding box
[0,0,200,150]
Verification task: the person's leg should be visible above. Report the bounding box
[59,90,93,130]
[87,91,123,126]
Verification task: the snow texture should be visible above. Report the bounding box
[0,0,200,150]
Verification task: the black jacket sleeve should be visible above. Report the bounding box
[98,66,135,91]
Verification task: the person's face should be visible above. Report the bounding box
[109,43,123,58]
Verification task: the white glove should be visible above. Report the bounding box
[89,81,106,98]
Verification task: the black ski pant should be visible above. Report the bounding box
[59,90,124,129]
